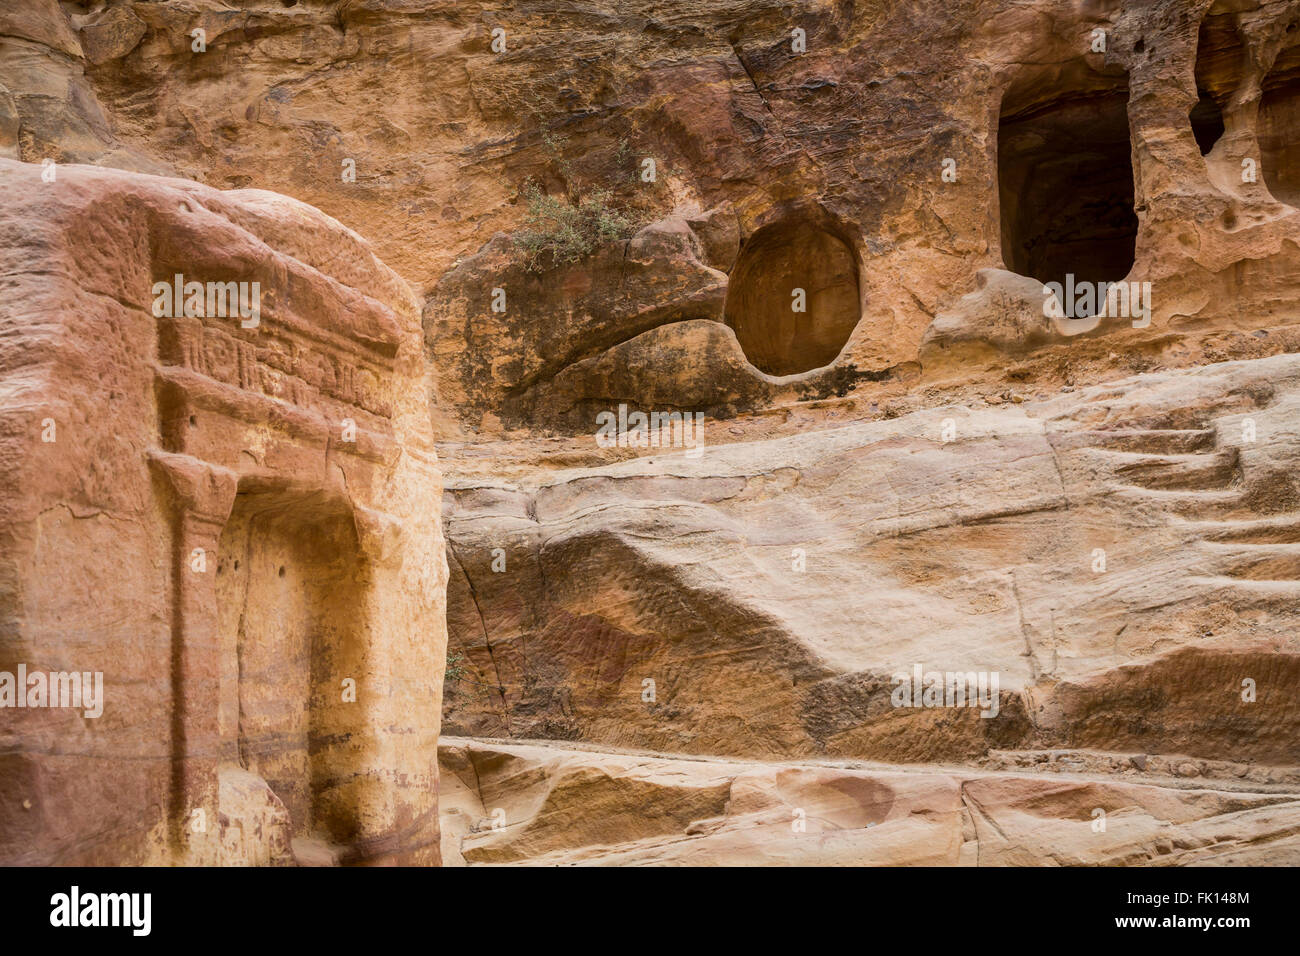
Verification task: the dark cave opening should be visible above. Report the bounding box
[1192,7,1246,158]
[1260,42,1300,207]
[1190,94,1226,156]
[998,88,1138,290]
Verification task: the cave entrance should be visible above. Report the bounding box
[1192,7,1246,157]
[1190,95,1226,156]
[215,488,370,847]
[998,88,1138,297]
[723,216,860,376]
[1260,40,1300,207]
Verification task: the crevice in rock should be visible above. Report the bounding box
[1194,6,1248,112]
[1190,93,1226,156]
[445,537,513,734]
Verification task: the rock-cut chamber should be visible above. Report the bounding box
[1260,34,1300,206]
[998,83,1138,294]
[723,217,861,376]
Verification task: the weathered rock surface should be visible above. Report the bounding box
[7,1,1300,436]
[4,0,1300,868]
[0,158,448,865]
[443,354,1299,765]
[427,216,733,430]
[437,353,1300,865]
[440,737,1300,866]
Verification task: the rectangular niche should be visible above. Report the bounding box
[998,87,1138,292]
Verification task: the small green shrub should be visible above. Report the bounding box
[514,182,632,273]
[444,651,466,683]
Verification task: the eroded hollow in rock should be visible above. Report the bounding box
[998,89,1138,290]
[1192,7,1245,157]
[723,218,860,376]
[1190,95,1226,155]
[1260,41,1300,207]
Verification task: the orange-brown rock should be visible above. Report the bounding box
[6,0,1299,436]
[3,0,1300,869]
[441,356,1300,766]
[0,158,448,865]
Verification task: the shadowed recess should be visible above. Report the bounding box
[1260,39,1300,207]
[998,86,1137,289]
[723,217,860,377]
[216,489,370,848]
[1190,94,1226,156]
[1192,6,1245,156]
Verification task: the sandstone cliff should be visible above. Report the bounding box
[2,0,1299,866]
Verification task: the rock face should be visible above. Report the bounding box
[442,356,1300,765]
[8,0,1300,432]
[440,738,1300,865]
[427,219,734,430]
[4,0,1300,867]
[0,159,448,865]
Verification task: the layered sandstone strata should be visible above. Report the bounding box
[441,355,1300,766]
[3,0,1300,867]
[439,737,1300,866]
